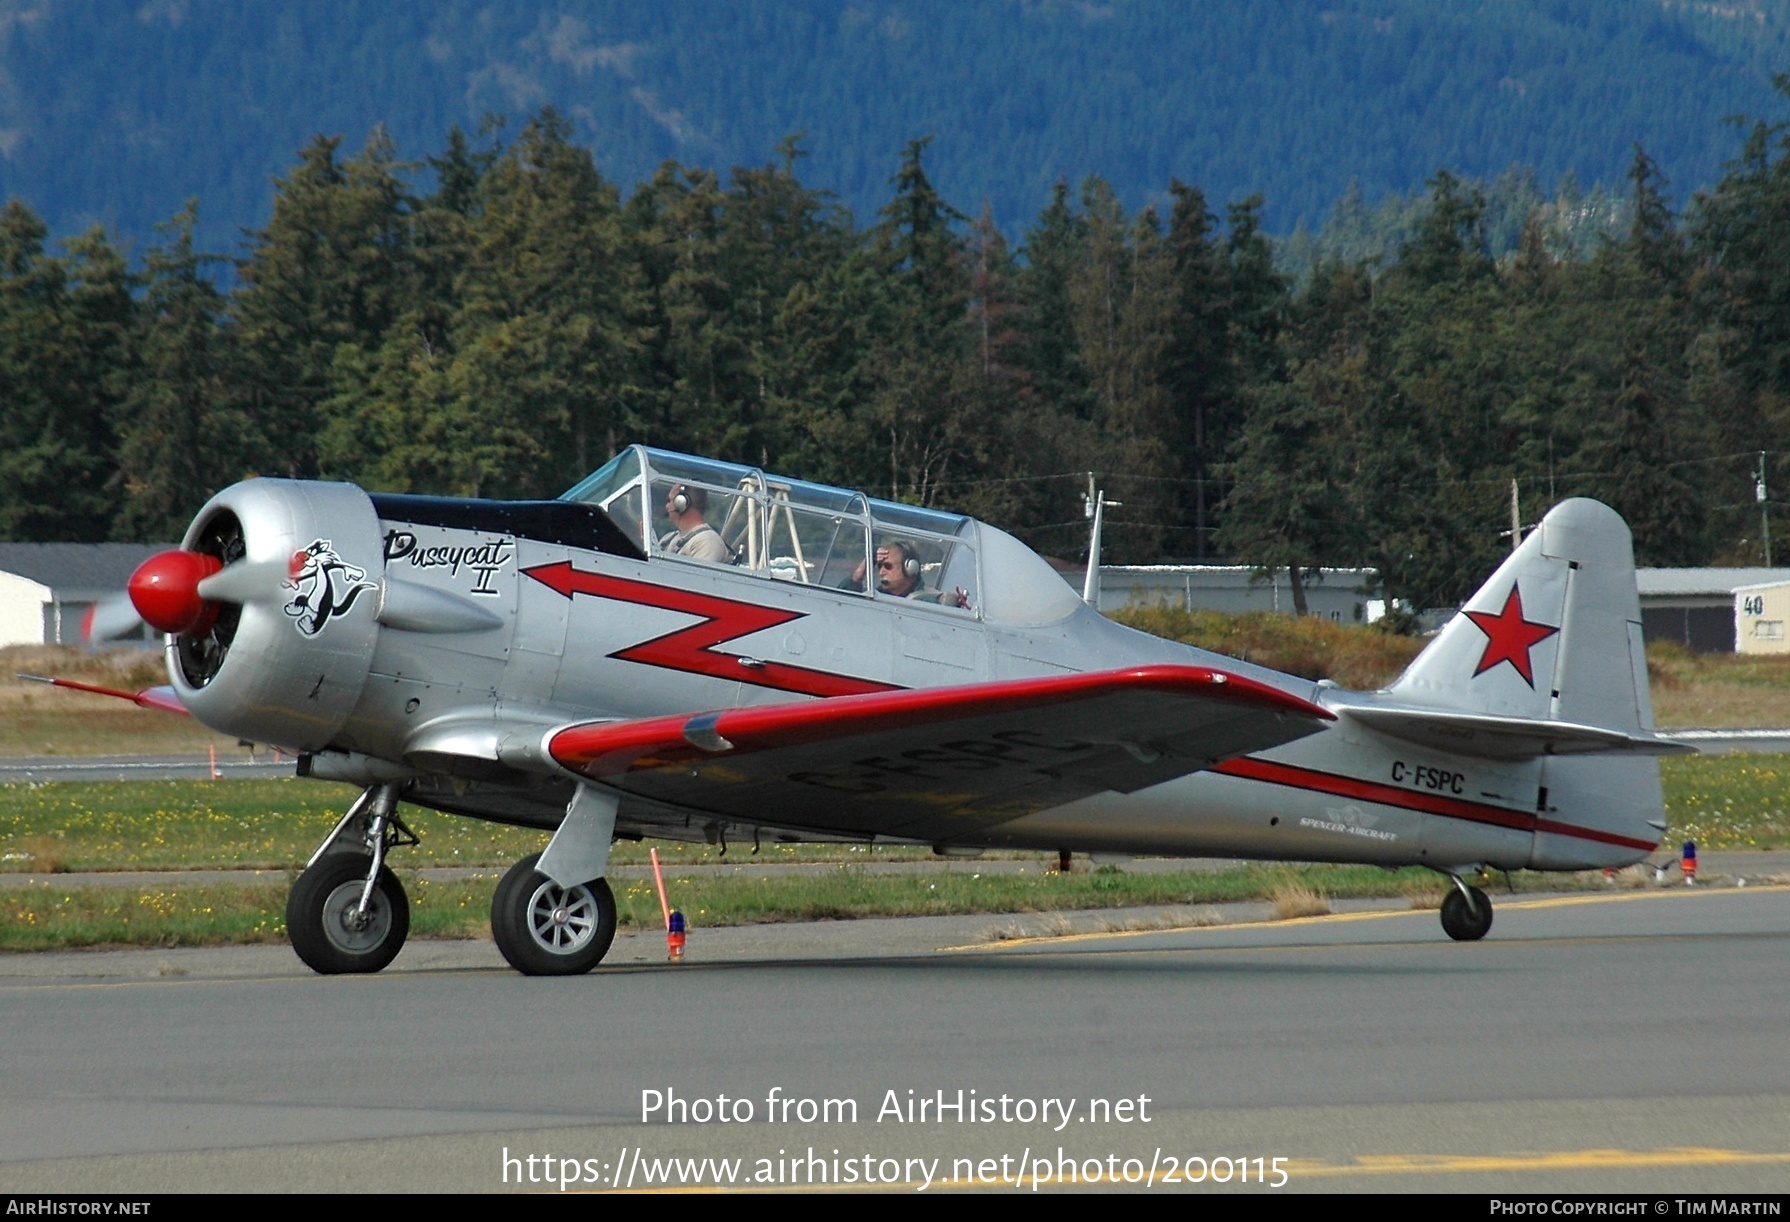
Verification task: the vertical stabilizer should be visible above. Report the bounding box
[1387,499,1666,869]
[1389,498,1652,735]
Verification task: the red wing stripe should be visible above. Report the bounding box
[1212,756,1658,852]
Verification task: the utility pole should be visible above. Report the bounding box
[1082,472,1121,607]
[1760,452,1773,567]
[1500,478,1527,553]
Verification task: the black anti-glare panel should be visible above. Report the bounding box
[369,495,647,561]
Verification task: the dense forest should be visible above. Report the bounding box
[5,87,1790,611]
[3,1,1789,253]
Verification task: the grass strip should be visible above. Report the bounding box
[0,863,1621,953]
[5,750,1790,876]
[1657,753,1790,849]
[0,778,950,872]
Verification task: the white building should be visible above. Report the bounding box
[1733,580,1790,655]
[0,543,167,647]
[1637,567,1790,653]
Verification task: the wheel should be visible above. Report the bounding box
[286,853,409,974]
[1439,885,1493,941]
[491,852,617,976]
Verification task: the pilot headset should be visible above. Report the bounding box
[888,542,921,580]
[671,486,690,515]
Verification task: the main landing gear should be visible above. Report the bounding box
[287,781,622,977]
[490,852,618,976]
[288,783,416,974]
[488,785,622,976]
[1439,875,1494,941]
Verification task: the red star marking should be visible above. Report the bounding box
[1463,583,1558,688]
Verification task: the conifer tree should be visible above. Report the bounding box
[233,130,418,478]
[857,137,979,505]
[1015,179,1093,424]
[113,203,239,540]
[0,204,122,540]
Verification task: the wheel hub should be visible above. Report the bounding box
[527,881,598,954]
[321,880,393,953]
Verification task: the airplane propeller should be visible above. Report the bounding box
[80,592,147,644]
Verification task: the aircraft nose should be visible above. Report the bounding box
[128,549,223,635]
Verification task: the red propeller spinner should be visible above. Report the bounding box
[128,549,223,635]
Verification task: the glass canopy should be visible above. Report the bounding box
[562,446,982,613]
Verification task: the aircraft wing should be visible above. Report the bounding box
[547,665,1333,842]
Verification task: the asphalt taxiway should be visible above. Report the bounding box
[0,884,1787,1193]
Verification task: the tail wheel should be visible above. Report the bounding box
[491,851,617,976]
[286,852,410,974]
[1440,885,1493,941]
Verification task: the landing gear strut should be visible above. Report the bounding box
[1439,876,1493,941]
[287,783,416,974]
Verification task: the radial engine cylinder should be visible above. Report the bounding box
[167,479,384,751]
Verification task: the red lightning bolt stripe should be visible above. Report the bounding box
[522,562,901,699]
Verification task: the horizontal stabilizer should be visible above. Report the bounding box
[1341,704,1695,760]
[548,665,1333,842]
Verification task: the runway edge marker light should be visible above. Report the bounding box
[1682,840,1697,886]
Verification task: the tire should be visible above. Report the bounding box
[1439,885,1493,941]
[491,852,617,976]
[286,853,409,974]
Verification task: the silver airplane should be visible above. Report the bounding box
[105,444,1688,976]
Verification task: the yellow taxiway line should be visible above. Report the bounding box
[938,882,1787,952]
[1286,1146,1790,1178]
[595,1146,1790,1192]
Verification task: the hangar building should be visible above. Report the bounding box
[0,543,166,647]
[1637,568,1790,653]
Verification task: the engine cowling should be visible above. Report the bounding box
[156,479,384,751]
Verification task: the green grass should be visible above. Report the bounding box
[0,875,503,952]
[0,778,951,873]
[0,779,540,872]
[0,752,1785,950]
[1657,753,1790,849]
[3,862,1613,953]
[6,751,1790,876]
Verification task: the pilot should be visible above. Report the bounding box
[873,541,923,597]
[874,541,971,609]
[658,484,732,563]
